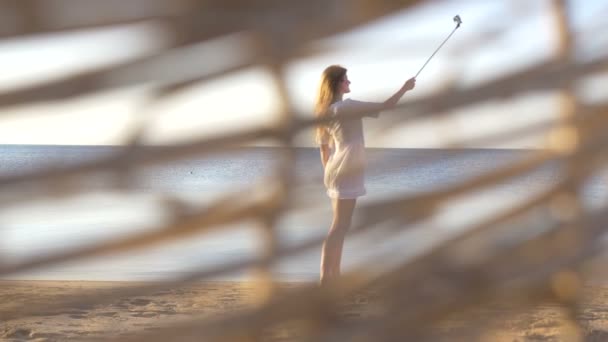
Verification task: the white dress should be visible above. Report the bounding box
[318,99,380,199]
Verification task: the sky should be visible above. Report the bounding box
[0,0,606,148]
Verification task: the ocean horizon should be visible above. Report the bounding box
[0,144,605,282]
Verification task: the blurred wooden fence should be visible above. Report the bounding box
[0,0,607,340]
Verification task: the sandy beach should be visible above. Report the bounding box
[1,280,321,341]
[1,280,289,341]
[3,280,608,341]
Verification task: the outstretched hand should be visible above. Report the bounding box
[384,76,417,108]
[404,77,416,91]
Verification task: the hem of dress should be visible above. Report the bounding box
[326,188,366,199]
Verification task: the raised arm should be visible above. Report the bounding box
[383,77,416,109]
[339,77,417,118]
[332,77,417,120]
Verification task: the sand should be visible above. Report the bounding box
[0,280,280,341]
[3,280,608,341]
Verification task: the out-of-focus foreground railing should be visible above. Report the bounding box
[0,0,607,341]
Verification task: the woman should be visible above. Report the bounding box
[315,65,416,285]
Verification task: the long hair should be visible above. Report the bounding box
[314,65,347,144]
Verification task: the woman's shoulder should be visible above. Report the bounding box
[334,98,355,105]
[333,98,374,111]
[330,98,355,109]
[330,98,377,115]
[335,98,382,118]
[337,98,366,107]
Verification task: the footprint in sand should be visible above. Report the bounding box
[96,311,119,317]
[530,318,560,329]
[29,332,64,340]
[1,328,64,340]
[63,310,89,319]
[130,298,152,306]
[3,327,32,339]
[525,331,558,340]
[130,312,158,318]
[65,309,88,315]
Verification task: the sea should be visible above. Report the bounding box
[0,145,606,282]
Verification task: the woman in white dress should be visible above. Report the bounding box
[315,65,416,284]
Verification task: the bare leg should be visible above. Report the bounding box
[320,198,356,285]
